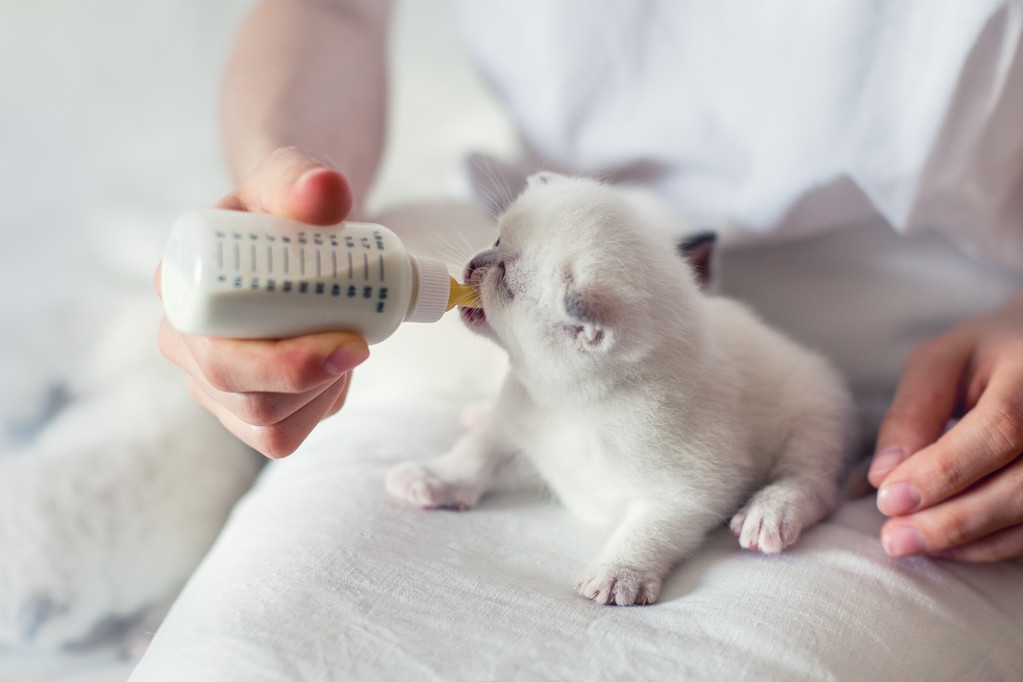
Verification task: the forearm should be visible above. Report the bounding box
[220,0,391,213]
[996,287,1023,316]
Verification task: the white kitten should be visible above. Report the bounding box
[387,173,855,606]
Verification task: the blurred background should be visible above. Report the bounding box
[0,0,512,679]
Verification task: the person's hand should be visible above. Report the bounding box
[869,291,1023,561]
[156,147,370,458]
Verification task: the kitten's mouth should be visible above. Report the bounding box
[460,259,489,326]
[459,305,486,326]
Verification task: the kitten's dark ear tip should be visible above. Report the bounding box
[677,231,717,289]
[677,231,717,255]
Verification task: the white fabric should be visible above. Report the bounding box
[458,0,1023,268]
[131,393,1023,682]
[718,219,1023,403]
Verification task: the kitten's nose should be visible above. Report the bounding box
[465,249,499,281]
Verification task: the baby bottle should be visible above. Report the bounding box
[160,209,478,344]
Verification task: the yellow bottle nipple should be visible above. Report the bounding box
[447,277,481,310]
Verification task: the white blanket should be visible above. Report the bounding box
[130,389,1023,681]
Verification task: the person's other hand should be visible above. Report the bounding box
[869,291,1023,561]
[156,147,369,458]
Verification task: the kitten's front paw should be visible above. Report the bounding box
[575,565,662,606]
[730,483,828,554]
[730,505,796,554]
[385,462,481,511]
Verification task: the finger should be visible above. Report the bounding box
[193,374,350,459]
[226,146,353,225]
[877,367,1023,516]
[199,379,341,428]
[182,330,369,395]
[158,315,196,371]
[869,338,969,487]
[159,315,367,399]
[324,371,354,419]
[879,455,1023,557]
[933,523,1023,562]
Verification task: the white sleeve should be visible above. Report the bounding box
[847,1,1023,269]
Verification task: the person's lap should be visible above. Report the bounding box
[130,390,1023,681]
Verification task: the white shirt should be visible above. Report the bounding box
[458,0,1023,269]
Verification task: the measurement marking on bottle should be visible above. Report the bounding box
[267,246,273,273]
[363,253,369,281]
[348,252,353,280]
[300,248,306,276]
[233,243,240,272]
[379,255,385,282]
[332,251,338,279]
[217,241,223,270]
[284,248,289,275]
[251,244,256,273]
[316,250,322,278]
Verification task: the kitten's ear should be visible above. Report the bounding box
[562,280,613,351]
[677,231,717,290]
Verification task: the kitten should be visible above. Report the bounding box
[387,173,855,606]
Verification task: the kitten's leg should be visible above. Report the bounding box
[731,431,848,554]
[731,366,854,554]
[576,503,719,606]
[386,421,514,510]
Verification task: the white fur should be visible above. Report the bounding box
[0,218,263,653]
[387,174,856,606]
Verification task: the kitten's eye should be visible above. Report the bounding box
[493,237,501,248]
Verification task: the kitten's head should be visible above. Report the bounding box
[460,173,712,394]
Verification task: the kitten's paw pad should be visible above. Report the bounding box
[385,462,480,510]
[575,565,662,606]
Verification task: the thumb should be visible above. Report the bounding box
[222,146,354,226]
[869,338,968,488]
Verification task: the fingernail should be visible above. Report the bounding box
[882,525,925,557]
[325,343,369,376]
[877,481,921,516]
[296,167,325,187]
[275,170,325,218]
[868,445,908,483]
